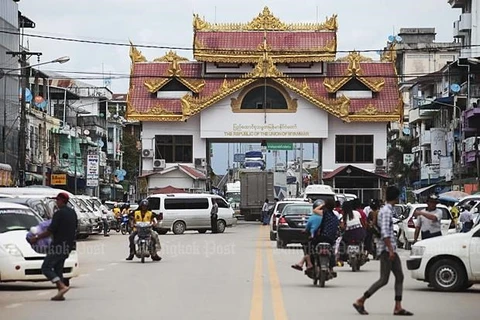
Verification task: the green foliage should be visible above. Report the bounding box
[122,130,140,181]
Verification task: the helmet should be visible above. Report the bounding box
[139,199,149,207]
[313,199,325,209]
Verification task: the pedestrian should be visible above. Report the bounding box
[210,198,219,233]
[353,186,413,316]
[261,199,269,225]
[413,194,443,242]
[28,192,77,301]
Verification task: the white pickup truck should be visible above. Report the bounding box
[407,217,480,292]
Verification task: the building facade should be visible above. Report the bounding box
[126,8,402,199]
[0,0,21,184]
[450,0,480,58]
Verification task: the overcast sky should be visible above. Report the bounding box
[16,0,461,174]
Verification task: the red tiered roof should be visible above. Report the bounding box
[195,31,336,53]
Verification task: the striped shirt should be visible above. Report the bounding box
[377,203,397,255]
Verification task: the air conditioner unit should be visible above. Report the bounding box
[375,158,386,168]
[194,158,207,167]
[153,159,166,170]
[142,149,154,158]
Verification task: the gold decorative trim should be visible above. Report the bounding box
[129,41,147,63]
[323,51,385,93]
[193,7,338,31]
[230,81,298,113]
[154,50,189,63]
[381,42,397,63]
[349,114,401,122]
[356,104,378,115]
[143,51,205,94]
[193,37,337,64]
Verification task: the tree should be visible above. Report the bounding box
[387,137,414,185]
[122,130,140,182]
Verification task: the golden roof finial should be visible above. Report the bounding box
[129,40,147,63]
[154,50,189,63]
[381,43,397,63]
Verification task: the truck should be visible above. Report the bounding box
[240,170,274,221]
[225,181,241,216]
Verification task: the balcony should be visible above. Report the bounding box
[453,20,466,38]
[77,115,107,137]
[459,13,472,31]
[464,106,480,120]
[448,0,465,8]
[420,130,431,146]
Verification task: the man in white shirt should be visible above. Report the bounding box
[413,195,443,242]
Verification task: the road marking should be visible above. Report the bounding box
[96,268,105,271]
[37,291,51,296]
[265,227,288,320]
[249,227,264,320]
[108,263,118,266]
[5,303,22,309]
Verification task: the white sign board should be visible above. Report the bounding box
[200,99,329,139]
[86,154,99,187]
[430,128,446,164]
[403,153,414,166]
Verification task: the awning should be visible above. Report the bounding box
[0,163,12,171]
[25,172,44,182]
[412,184,436,195]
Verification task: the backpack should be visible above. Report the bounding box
[316,209,340,240]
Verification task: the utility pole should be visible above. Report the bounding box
[6,51,42,187]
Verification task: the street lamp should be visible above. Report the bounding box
[0,55,70,185]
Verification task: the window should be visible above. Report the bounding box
[215,198,229,208]
[164,198,209,210]
[0,210,41,234]
[154,135,193,163]
[148,198,161,211]
[335,135,374,163]
[241,86,288,110]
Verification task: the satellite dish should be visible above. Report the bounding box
[83,129,90,136]
[450,84,461,93]
[395,35,403,42]
[388,35,395,43]
[97,140,104,148]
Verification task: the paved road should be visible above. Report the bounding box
[1,222,479,319]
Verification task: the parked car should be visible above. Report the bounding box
[0,202,80,283]
[407,215,480,292]
[269,199,307,241]
[276,203,312,248]
[147,194,237,234]
[396,203,457,250]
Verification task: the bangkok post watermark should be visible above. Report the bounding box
[161,240,236,258]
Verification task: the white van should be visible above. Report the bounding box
[303,184,336,202]
[146,194,237,234]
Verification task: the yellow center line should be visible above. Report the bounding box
[249,227,264,320]
[265,227,288,320]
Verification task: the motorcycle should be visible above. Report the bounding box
[120,214,130,235]
[346,240,368,272]
[305,242,336,287]
[134,222,154,263]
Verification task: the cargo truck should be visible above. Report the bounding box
[239,170,274,221]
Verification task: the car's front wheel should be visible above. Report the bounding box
[429,259,466,292]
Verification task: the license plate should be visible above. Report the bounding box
[348,246,360,253]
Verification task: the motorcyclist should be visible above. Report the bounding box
[126,199,162,261]
[311,198,339,275]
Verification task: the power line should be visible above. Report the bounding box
[0,29,471,54]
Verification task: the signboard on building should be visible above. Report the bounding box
[430,128,446,164]
[267,142,293,150]
[86,154,99,187]
[51,174,67,185]
[403,153,414,166]
[200,108,329,139]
